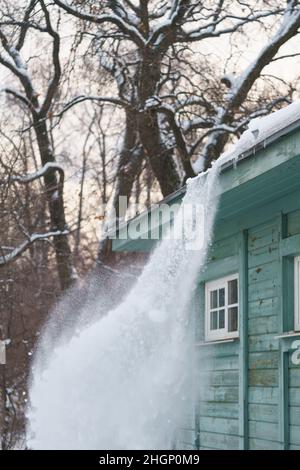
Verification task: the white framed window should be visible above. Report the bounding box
[295,257,300,331]
[205,274,239,342]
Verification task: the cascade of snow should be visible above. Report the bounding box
[27,159,222,450]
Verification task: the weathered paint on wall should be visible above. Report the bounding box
[175,189,300,450]
[112,126,300,450]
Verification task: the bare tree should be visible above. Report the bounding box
[54,0,300,203]
[0,135,59,449]
[0,0,75,290]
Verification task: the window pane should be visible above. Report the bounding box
[228,279,238,305]
[210,290,218,309]
[211,311,218,330]
[219,288,225,307]
[219,309,225,329]
[228,307,238,332]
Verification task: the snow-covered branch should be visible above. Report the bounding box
[1,87,33,110]
[0,29,39,111]
[53,0,145,47]
[179,7,285,43]
[6,162,64,187]
[0,230,69,267]
[147,0,190,47]
[199,1,300,168]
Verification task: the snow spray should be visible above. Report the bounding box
[27,161,221,450]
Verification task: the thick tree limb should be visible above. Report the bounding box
[53,0,145,47]
[201,2,300,167]
[0,230,69,266]
[39,0,61,117]
[5,161,64,187]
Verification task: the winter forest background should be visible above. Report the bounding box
[0,0,300,449]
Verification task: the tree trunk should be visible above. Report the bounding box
[33,118,74,290]
[98,109,143,263]
[113,109,143,219]
[138,49,181,197]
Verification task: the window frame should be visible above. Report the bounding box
[205,273,239,342]
[295,256,300,332]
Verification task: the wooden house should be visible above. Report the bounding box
[110,106,300,450]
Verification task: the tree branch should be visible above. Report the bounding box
[53,0,145,47]
[16,0,37,51]
[39,0,61,117]
[55,94,132,119]
[0,230,69,266]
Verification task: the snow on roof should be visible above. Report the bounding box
[220,100,300,167]
[109,100,300,235]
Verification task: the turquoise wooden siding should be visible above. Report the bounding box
[192,201,300,450]
[289,360,300,449]
[247,220,281,450]
[112,125,300,449]
[287,210,300,237]
[193,234,241,450]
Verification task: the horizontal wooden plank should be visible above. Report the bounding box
[199,370,239,387]
[248,334,279,353]
[289,359,300,370]
[289,444,300,450]
[249,438,282,450]
[248,261,280,285]
[200,256,239,283]
[289,369,300,387]
[290,388,300,406]
[290,407,300,426]
[199,431,240,450]
[197,342,239,359]
[248,225,278,251]
[208,236,239,261]
[248,387,278,405]
[248,369,278,387]
[287,209,300,237]
[290,425,300,446]
[248,315,278,336]
[199,446,218,450]
[201,386,239,403]
[198,402,239,420]
[248,297,279,319]
[249,351,279,370]
[199,417,239,436]
[197,355,239,371]
[248,279,279,302]
[281,233,300,257]
[249,420,278,442]
[248,245,279,269]
[248,403,278,424]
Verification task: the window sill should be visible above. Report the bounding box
[195,337,239,347]
[274,331,300,340]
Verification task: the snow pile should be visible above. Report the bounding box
[27,159,222,450]
[222,100,300,165]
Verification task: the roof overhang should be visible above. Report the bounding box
[111,119,300,252]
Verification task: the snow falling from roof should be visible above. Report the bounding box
[27,154,222,450]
